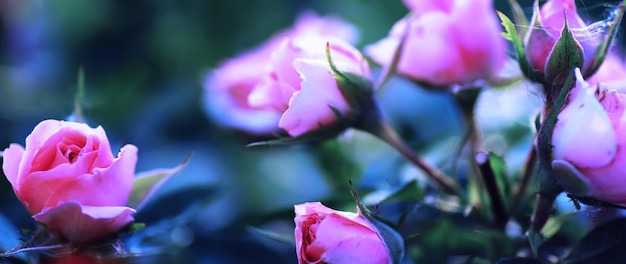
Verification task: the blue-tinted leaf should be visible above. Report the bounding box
[128,153,192,211]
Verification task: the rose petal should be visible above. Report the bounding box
[2,144,25,189]
[41,144,138,209]
[553,69,617,168]
[311,213,388,264]
[33,202,135,243]
[278,58,350,136]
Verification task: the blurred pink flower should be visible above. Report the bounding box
[248,36,371,136]
[203,12,359,134]
[524,0,599,82]
[2,120,137,243]
[366,0,506,87]
[552,68,626,206]
[588,52,626,91]
[294,202,389,264]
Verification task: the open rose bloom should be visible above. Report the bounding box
[2,120,138,243]
[365,0,506,87]
[294,202,389,264]
[552,68,626,206]
[203,12,359,134]
[247,36,371,137]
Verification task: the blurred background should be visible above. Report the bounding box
[0,0,623,263]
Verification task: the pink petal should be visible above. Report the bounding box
[41,144,137,209]
[403,0,454,13]
[553,69,617,168]
[33,202,135,243]
[312,213,388,264]
[278,59,350,136]
[2,144,25,189]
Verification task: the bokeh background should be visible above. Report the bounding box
[0,0,623,263]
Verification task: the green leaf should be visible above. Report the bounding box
[247,226,295,244]
[563,218,626,263]
[527,228,544,258]
[488,152,511,202]
[350,183,405,264]
[507,0,530,38]
[496,11,536,81]
[544,20,583,86]
[128,153,192,210]
[588,2,625,76]
[380,179,425,204]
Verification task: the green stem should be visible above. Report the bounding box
[356,101,458,195]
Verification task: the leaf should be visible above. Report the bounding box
[127,153,192,211]
[247,226,295,244]
[527,229,544,258]
[506,0,529,38]
[563,218,626,263]
[350,183,405,264]
[496,11,536,80]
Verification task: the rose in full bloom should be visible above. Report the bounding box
[2,120,138,243]
[552,68,626,205]
[365,0,506,87]
[203,12,358,134]
[294,202,389,264]
[524,0,600,84]
[247,35,372,137]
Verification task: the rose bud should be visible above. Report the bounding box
[552,68,626,206]
[202,12,358,135]
[248,35,372,137]
[365,0,506,87]
[294,202,389,264]
[524,0,605,86]
[2,120,137,243]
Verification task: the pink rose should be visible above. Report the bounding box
[247,35,371,137]
[2,120,138,243]
[203,12,358,134]
[552,68,626,205]
[365,0,506,87]
[524,0,599,82]
[294,202,389,264]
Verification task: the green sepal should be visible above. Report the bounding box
[350,182,405,264]
[497,11,538,81]
[587,1,626,76]
[325,42,373,113]
[551,160,593,197]
[544,19,583,87]
[246,115,352,147]
[127,153,192,211]
[507,0,530,38]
